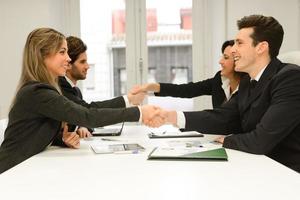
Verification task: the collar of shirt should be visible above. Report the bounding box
[221,75,239,100]
[252,64,268,82]
[65,76,76,88]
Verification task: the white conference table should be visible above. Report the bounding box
[0,124,299,200]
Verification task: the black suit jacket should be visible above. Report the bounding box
[183,58,300,172]
[58,77,125,109]
[58,77,126,131]
[156,71,227,108]
[0,82,140,174]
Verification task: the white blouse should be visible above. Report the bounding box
[221,76,239,101]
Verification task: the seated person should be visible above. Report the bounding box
[59,36,145,137]
[0,28,163,174]
[132,40,244,108]
[152,15,300,172]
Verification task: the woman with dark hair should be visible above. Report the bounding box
[132,40,243,108]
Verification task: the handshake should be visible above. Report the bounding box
[127,83,177,128]
[140,105,177,128]
[126,83,160,105]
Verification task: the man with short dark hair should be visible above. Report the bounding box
[159,15,300,172]
[59,36,145,137]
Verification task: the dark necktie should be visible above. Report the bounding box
[73,86,83,99]
[249,80,257,96]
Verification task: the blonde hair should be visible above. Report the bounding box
[12,28,65,106]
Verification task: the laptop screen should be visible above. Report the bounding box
[92,122,124,136]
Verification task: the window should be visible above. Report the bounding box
[80,0,194,111]
[146,0,193,111]
[80,0,125,101]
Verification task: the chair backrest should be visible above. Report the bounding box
[278,51,300,66]
[0,118,8,145]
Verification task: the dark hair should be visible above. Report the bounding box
[237,14,284,58]
[66,36,87,64]
[221,40,234,53]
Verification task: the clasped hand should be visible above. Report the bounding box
[127,85,147,105]
[129,85,177,127]
[127,83,160,105]
[141,105,169,127]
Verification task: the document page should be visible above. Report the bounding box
[91,143,145,154]
[148,131,203,138]
[148,124,203,138]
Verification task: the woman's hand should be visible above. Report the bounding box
[76,127,92,138]
[62,124,80,149]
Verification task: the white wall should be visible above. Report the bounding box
[227,0,300,54]
[0,0,80,119]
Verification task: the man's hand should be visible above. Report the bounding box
[62,124,80,149]
[127,85,147,105]
[130,83,160,95]
[76,127,92,138]
[163,110,177,126]
[141,105,166,127]
[214,136,225,144]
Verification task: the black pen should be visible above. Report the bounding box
[101,138,119,141]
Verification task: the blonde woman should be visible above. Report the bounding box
[0,28,162,174]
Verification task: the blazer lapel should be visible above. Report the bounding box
[241,58,282,112]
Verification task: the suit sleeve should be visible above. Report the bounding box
[59,77,126,109]
[223,68,300,154]
[27,85,140,128]
[51,131,67,147]
[64,91,126,109]
[155,73,219,98]
[90,97,125,108]
[183,95,242,134]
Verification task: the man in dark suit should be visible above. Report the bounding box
[59,36,145,137]
[158,15,300,172]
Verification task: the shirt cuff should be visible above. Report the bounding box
[138,106,142,123]
[176,111,186,129]
[123,95,131,107]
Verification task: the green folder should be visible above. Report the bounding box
[148,147,228,161]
